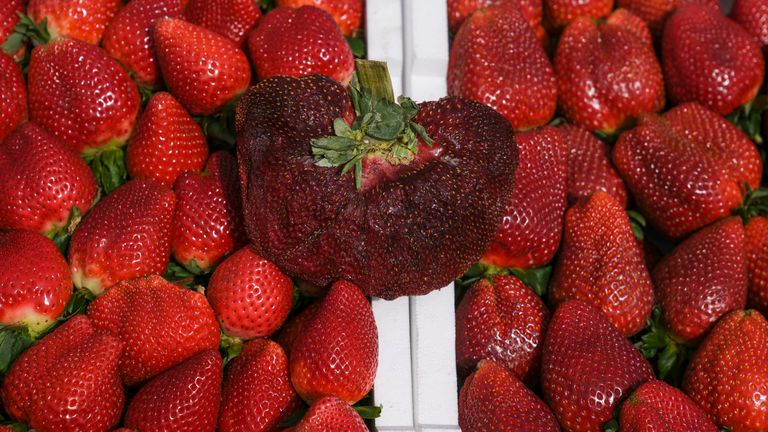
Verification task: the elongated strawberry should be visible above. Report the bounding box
[276,302,320,356]
[27,0,121,44]
[276,0,363,36]
[447,3,556,130]
[543,0,613,30]
[287,396,366,432]
[620,380,718,432]
[747,216,768,314]
[184,0,261,45]
[0,53,25,142]
[218,339,300,432]
[616,0,719,38]
[732,0,768,51]
[69,178,175,295]
[448,0,545,40]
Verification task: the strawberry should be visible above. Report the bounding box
[447,3,556,130]
[0,0,24,48]
[447,0,545,40]
[88,275,220,386]
[287,396,367,432]
[459,360,560,432]
[663,3,764,116]
[247,6,354,84]
[620,380,719,432]
[0,122,97,235]
[126,92,208,188]
[616,0,719,38]
[560,124,628,206]
[612,103,763,238]
[684,309,768,431]
[68,178,175,295]
[218,339,300,432]
[0,53,27,142]
[1,315,124,432]
[184,0,261,45]
[746,216,768,314]
[171,151,246,273]
[480,127,567,269]
[652,217,748,342]
[276,302,320,355]
[543,0,613,30]
[542,300,654,431]
[153,18,250,116]
[605,7,653,46]
[555,10,665,133]
[290,280,377,404]
[276,0,363,36]
[102,0,188,88]
[549,191,654,336]
[27,0,121,44]
[732,0,768,51]
[124,349,222,432]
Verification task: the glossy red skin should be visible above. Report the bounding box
[747,216,768,315]
[663,4,764,115]
[541,300,654,432]
[0,122,97,235]
[560,124,628,207]
[684,310,768,432]
[276,0,363,36]
[0,53,26,142]
[544,0,613,30]
[184,0,261,45]
[218,339,300,432]
[555,13,664,133]
[653,217,748,342]
[28,0,121,44]
[154,18,251,116]
[290,281,378,404]
[207,246,293,339]
[620,380,719,432]
[447,0,545,39]
[447,3,556,130]
[68,178,175,295]
[455,275,550,383]
[459,360,560,432]
[88,275,220,386]
[102,0,187,88]
[124,349,222,432]
[126,92,208,188]
[287,396,367,432]
[1,316,124,432]
[617,0,719,38]
[481,127,566,269]
[612,103,763,239]
[732,0,768,51]
[248,6,354,84]
[606,7,653,46]
[549,191,654,336]
[276,302,320,356]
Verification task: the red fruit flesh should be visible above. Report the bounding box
[276,0,364,36]
[544,0,613,30]
[0,53,26,142]
[184,0,262,45]
[620,380,718,432]
[289,396,367,432]
[616,0,719,38]
[28,0,121,44]
[732,0,768,51]
[746,216,768,315]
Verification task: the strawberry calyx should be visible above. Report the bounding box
[727,94,765,145]
[47,206,84,254]
[0,325,33,374]
[456,262,552,299]
[83,144,128,194]
[627,210,647,241]
[219,331,243,366]
[632,306,690,387]
[1,12,51,56]
[736,182,768,224]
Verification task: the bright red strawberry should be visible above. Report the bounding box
[247,6,354,84]
[287,396,367,432]
[459,360,560,432]
[549,191,654,336]
[605,7,653,46]
[0,122,98,235]
[218,339,300,432]
[663,4,764,116]
[276,0,363,36]
[447,0,545,39]
[124,349,222,432]
[126,92,208,188]
[684,309,768,431]
[0,53,27,142]
[153,18,250,116]
[620,380,719,432]
[747,216,768,314]
[612,103,763,238]
[480,127,567,269]
[27,0,121,44]
[276,302,320,356]
[184,0,261,45]
[543,0,613,30]
[541,300,654,432]
[290,280,377,404]
[1,315,124,432]
[171,151,246,273]
[88,275,219,386]
[456,275,550,383]
[732,0,768,51]
[102,0,188,88]
[555,10,665,133]
[560,124,628,206]
[653,217,748,342]
[616,0,719,38]
[69,178,175,295]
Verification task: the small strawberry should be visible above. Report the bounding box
[276,0,363,36]
[287,396,367,432]
[126,92,208,188]
[732,0,768,51]
[184,0,261,45]
[447,3,556,130]
[124,349,222,432]
[620,380,719,432]
[0,53,26,143]
[541,300,654,431]
[543,0,613,30]
[27,0,121,44]
[68,178,175,295]
[746,216,768,314]
[290,280,378,404]
[88,275,220,386]
[459,360,560,432]
[276,302,320,356]
[616,0,719,38]
[447,0,545,40]
[247,6,354,84]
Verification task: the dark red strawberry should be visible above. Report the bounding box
[276,302,320,356]
[287,396,367,432]
[543,0,613,30]
[1,315,124,432]
[247,6,354,84]
[684,309,768,431]
[0,122,98,235]
[184,0,261,45]
[88,275,220,386]
[732,0,768,51]
[620,380,718,432]
[218,339,300,432]
[459,360,560,432]
[447,3,556,130]
[663,3,764,116]
[124,349,222,432]
[68,178,175,295]
[612,102,763,238]
[154,17,251,116]
[542,300,654,431]
[0,53,25,142]
[616,0,719,38]
[276,0,363,36]
[747,216,768,314]
[447,0,545,39]
[28,0,121,44]
[480,127,567,269]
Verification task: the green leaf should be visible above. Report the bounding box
[1,32,25,55]
[345,35,366,58]
[60,289,94,320]
[86,146,127,194]
[333,118,355,138]
[0,327,33,374]
[367,101,405,140]
[410,121,433,146]
[603,418,619,432]
[353,405,382,419]
[398,96,419,120]
[164,260,196,288]
[727,95,765,145]
[509,266,552,297]
[219,332,244,366]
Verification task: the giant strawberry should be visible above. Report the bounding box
[0,53,26,142]
[620,380,719,432]
[732,0,768,52]
[287,396,367,432]
[447,0,545,39]
[27,0,121,44]
[276,0,363,36]
[746,216,768,314]
[184,0,261,45]
[544,0,613,30]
